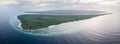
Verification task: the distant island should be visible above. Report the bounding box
[18,10,107,30]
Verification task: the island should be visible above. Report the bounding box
[18,10,107,30]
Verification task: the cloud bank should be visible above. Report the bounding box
[0,0,120,11]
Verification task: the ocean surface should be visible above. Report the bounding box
[1,8,120,44]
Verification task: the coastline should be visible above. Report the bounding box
[18,22,23,29]
[18,22,57,30]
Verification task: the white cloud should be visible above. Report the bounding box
[0,0,19,5]
[98,0,119,6]
[0,0,120,11]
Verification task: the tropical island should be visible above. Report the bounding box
[18,10,107,30]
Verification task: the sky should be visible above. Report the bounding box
[0,0,120,11]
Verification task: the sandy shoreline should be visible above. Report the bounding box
[18,22,22,29]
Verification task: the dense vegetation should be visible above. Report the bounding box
[18,15,101,30]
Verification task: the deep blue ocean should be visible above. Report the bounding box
[0,13,120,44]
